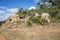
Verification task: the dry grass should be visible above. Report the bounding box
[0,23,60,40]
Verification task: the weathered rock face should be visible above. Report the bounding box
[1,14,20,29]
[6,14,29,24]
[1,14,30,29]
[8,14,19,22]
[41,13,50,23]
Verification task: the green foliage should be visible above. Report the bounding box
[16,0,60,25]
[28,15,48,25]
[49,9,59,18]
[54,0,60,8]
[0,21,5,26]
[29,16,43,24]
[40,7,59,18]
[25,10,31,16]
[55,16,60,20]
[16,8,28,17]
[32,17,42,24]
[42,19,48,24]
[26,20,33,26]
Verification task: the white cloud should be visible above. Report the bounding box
[0,6,18,14]
[0,10,6,14]
[7,8,18,14]
[0,6,18,21]
[35,0,40,2]
[0,6,8,9]
[34,0,40,3]
[28,6,36,10]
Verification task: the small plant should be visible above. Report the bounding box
[29,16,42,24]
[26,20,33,26]
[32,17,42,24]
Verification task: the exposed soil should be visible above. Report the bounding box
[0,35,6,40]
[0,22,60,40]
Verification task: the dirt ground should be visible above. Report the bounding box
[0,23,60,40]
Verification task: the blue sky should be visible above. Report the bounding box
[0,0,42,21]
[0,0,42,9]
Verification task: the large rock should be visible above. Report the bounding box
[9,14,19,22]
[41,13,50,23]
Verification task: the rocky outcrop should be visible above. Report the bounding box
[41,13,50,23]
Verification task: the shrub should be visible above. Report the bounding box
[47,7,59,18]
[29,15,49,25]
[33,17,42,24]
[26,20,33,26]
[50,10,59,18]
[55,16,60,20]
[29,16,42,24]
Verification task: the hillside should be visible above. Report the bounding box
[0,14,60,40]
[0,0,60,40]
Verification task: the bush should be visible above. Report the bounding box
[50,10,59,18]
[29,15,49,25]
[29,16,42,24]
[56,16,60,20]
[55,16,60,20]
[33,17,42,24]
[26,20,33,26]
[47,7,59,18]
